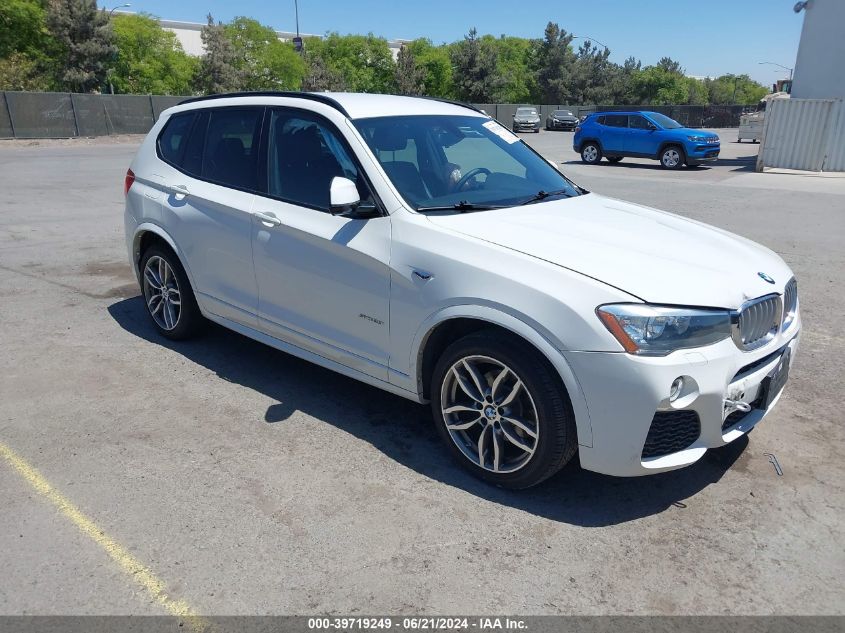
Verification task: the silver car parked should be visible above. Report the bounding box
[512,107,540,133]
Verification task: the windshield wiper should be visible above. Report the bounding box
[416,200,505,213]
[518,189,577,206]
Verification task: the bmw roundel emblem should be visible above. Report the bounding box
[758,272,775,284]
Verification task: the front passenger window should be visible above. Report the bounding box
[267,111,372,212]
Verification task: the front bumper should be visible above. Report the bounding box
[564,317,800,477]
[548,120,577,130]
[687,143,721,163]
[513,121,540,132]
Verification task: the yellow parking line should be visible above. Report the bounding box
[0,441,206,629]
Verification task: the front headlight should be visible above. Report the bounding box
[596,304,732,356]
[687,135,707,142]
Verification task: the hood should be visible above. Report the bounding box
[553,114,577,120]
[674,126,719,139]
[425,193,791,309]
[514,114,539,121]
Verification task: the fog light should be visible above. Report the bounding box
[670,377,684,401]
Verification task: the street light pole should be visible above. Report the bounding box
[106,5,130,94]
[109,3,131,17]
[292,0,303,55]
[573,35,610,50]
[758,61,793,81]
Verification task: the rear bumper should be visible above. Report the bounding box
[564,318,800,477]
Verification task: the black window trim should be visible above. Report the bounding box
[256,105,387,217]
[156,105,268,197]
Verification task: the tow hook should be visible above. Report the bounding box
[724,398,752,415]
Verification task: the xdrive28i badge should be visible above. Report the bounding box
[758,272,776,284]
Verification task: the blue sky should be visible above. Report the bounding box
[109,0,804,85]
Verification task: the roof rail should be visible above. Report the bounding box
[416,96,488,116]
[178,91,350,117]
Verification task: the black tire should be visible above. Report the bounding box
[139,245,203,340]
[580,142,602,165]
[430,330,578,489]
[659,144,685,170]
[607,156,623,163]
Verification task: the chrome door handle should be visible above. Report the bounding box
[255,211,282,227]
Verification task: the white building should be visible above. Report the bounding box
[790,0,845,99]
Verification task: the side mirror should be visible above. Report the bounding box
[330,177,360,215]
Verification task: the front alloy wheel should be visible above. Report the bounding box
[660,146,684,169]
[440,356,539,474]
[431,331,578,488]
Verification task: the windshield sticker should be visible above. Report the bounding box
[482,120,520,144]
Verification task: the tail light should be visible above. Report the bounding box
[124,168,135,196]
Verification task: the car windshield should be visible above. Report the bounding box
[516,108,537,116]
[647,113,683,129]
[354,114,581,211]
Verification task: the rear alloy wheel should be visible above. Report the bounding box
[431,331,577,488]
[140,246,203,340]
[660,145,684,169]
[581,142,602,165]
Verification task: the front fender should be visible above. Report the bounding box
[410,304,594,448]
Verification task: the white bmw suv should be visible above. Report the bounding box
[124,92,800,488]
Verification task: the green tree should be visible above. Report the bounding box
[570,40,616,105]
[631,65,689,105]
[224,17,305,91]
[110,13,196,95]
[536,22,576,103]
[685,77,709,105]
[46,0,116,92]
[301,46,347,92]
[0,52,54,90]
[406,38,453,98]
[706,74,768,105]
[394,44,425,96]
[0,0,50,58]
[194,13,242,94]
[488,35,538,103]
[450,28,499,102]
[305,33,395,93]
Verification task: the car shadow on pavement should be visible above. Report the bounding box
[109,296,748,528]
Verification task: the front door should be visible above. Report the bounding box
[625,114,659,156]
[251,108,392,380]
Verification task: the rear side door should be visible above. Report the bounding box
[600,114,629,153]
[626,114,660,155]
[158,107,264,326]
[250,108,391,380]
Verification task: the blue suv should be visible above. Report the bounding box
[573,111,720,169]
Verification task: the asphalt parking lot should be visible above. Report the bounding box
[1,130,844,616]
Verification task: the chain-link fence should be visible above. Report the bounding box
[0,91,748,139]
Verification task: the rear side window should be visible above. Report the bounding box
[201,108,263,191]
[604,114,628,128]
[157,113,196,166]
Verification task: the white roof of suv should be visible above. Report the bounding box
[171,92,485,121]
